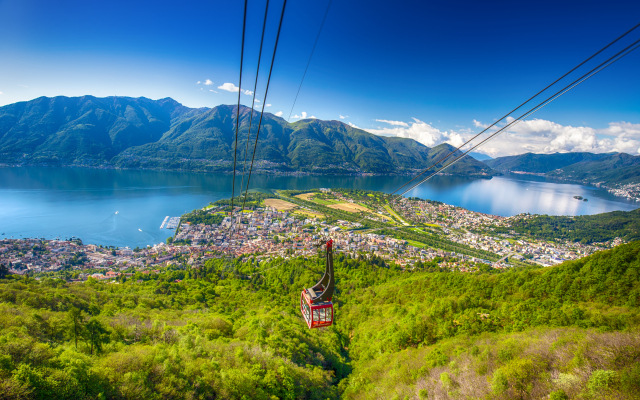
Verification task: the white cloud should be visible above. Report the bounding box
[196,81,201,84]
[0,92,2,95]
[266,104,272,107]
[310,116,317,119]
[204,79,213,86]
[339,115,348,119]
[471,118,640,157]
[209,90,218,93]
[473,119,488,128]
[599,121,640,139]
[366,118,459,147]
[275,111,283,117]
[348,122,361,129]
[254,99,260,103]
[293,111,308,119]
[375,119,409,127]
[218,82,253,95]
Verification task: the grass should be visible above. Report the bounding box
[293,209,325,219]
[405,239,430,249]
[384,205,409,226]
[263,198,297,211]
[327,202,372,213]
[294,193,316,201]
[311,198,342,206]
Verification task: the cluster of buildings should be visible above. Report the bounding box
[392,198,617,266]
[0,238,192,278]
[605,182,640,202]
[1,189,625,280]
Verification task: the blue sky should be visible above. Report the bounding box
[1,0,639,157]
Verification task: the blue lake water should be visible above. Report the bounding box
[0,167,637,248]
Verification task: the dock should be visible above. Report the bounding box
[165,217,180,229]
[160,216,169,229]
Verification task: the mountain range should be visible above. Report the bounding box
[2,95,638,186]
[0,96,493,176]
[486,151,640,186]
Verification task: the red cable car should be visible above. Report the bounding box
[300,239,335,329]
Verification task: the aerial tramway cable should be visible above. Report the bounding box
[286,0,333,122]
[230,0,249,213]
[241,0,288,212]
[398,38,640,197]
[390,22,640,196]
[239,0,271,199]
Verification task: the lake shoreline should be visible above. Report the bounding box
[0,163,496,179]
[0,167,636,248]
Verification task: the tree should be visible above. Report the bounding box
[68,307,85,349]
[84,318,109,355]
[0,263,9,279]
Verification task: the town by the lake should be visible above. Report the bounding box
[2,188,622,281]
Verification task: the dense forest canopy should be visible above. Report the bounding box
[0,240,639,398]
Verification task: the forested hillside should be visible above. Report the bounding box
[493,208,640,244]
[1,240,639,399]
[484,152,612,173]
[0,96,493,176]
[485,151,640,185]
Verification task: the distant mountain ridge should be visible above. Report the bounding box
[485,151,640,186]
[0,96,494,176]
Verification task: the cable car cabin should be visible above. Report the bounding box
[300,239,335,329]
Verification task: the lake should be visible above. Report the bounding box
[0,167,637,248]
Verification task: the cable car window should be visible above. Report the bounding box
[319,308,326,321]
[313,309,320,322]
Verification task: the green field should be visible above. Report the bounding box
[311,197,342,206]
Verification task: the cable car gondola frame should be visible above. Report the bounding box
[300,239,335,329]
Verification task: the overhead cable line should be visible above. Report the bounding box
[241,0,288,211]
[398,38,640,197]
[240,0,271,199]
[390,22,640,196]
[287,0,333,122]
[230,0,249,213]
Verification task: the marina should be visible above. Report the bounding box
[165,217,180,229]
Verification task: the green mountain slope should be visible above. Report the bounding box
[547,152,640,185]
[485,151,640,186]
[1,240,639,399]
[484,152,612,173]
[0,96,204,165]
[0,96,494,175]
